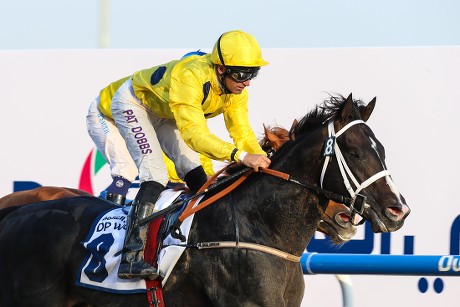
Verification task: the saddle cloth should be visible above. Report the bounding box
[76,189,195,293]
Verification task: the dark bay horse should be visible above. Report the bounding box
[0,94,410,306]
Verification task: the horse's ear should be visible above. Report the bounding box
[263,124,270,139]
[290,119,298,141]
[338,93,354,124]
[360,97,376,122]
[264,125,283,150]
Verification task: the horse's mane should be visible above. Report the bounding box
[291,94,365,138]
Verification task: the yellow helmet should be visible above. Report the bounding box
[211,30,269,67]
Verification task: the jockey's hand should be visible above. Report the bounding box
[242,153,271,171]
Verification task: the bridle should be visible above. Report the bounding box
[319,119,392,225]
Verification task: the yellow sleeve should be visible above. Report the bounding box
[169,68,236,161]
[163,153,183,183]
[223,92,266,160]
[200,154,215,176]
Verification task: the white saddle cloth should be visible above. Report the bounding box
[76,189,195,293]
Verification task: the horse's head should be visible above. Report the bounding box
[318,93,411,232]
[260,122,357,243]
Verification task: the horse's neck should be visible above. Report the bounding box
[274,130,326,179]
[237,137,326,254]
[190,131,327,256]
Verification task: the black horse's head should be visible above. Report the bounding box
[292,93,410,233]
[259,124,358,243]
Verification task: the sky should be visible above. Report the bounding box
[1,0,459,50]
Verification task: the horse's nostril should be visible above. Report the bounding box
[386,206,407,222]
[387,207,402,216]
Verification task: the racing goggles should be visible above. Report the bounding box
[225,66,260,82]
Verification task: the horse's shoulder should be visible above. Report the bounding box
[0,186,85,209]
[2,196,112,223]
[0,189,36,208]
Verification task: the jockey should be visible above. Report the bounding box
[110,30,271,280]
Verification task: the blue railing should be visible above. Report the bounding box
[301,253,460,307]
[301,253,460,276]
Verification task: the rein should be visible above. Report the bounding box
[176,164,356,224]
[259,168,354,206]
[178,165,252,223]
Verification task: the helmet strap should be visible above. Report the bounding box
[216,34,226,67]
[215,34,231,94]
[216,66,231,94]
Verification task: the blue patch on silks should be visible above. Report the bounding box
[150,66,167,85]
[202,81,210,105]
[182,50,207,58]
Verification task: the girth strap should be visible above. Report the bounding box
[196,241,301,262]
